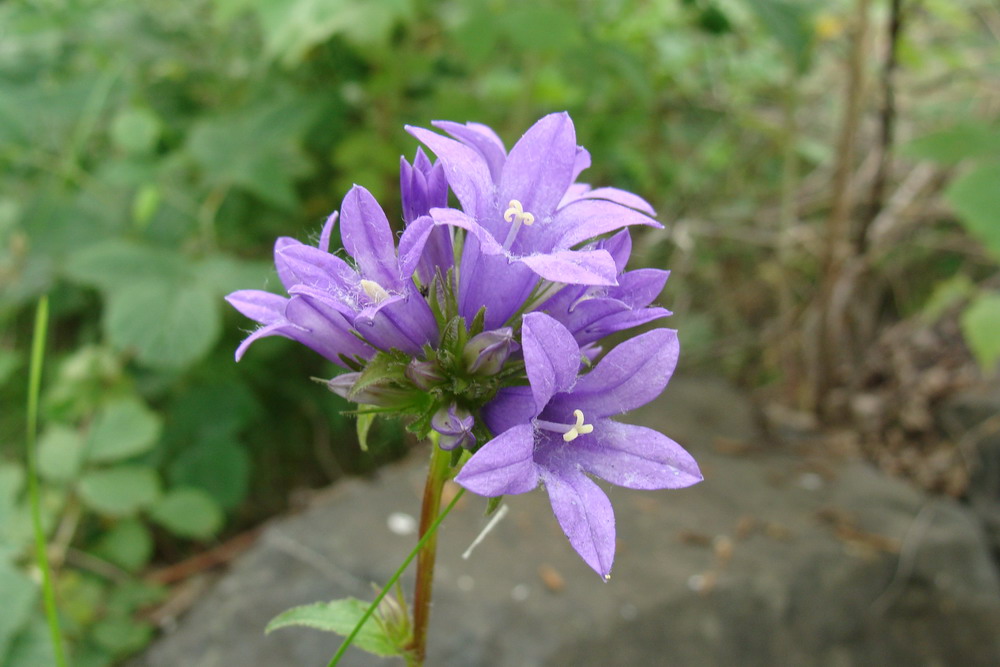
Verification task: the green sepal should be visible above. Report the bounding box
[356,413,375,452]
[349,351,409,400]
[266,599,403,658]
[468,306,487,337]
[485,496,504,516]
[449,447,463,468]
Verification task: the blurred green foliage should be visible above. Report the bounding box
[0,0,997,662]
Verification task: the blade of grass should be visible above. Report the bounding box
[27,296,68,666]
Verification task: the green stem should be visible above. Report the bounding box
[406,438,452,665]
[27,296,68,667]
[327,444,462,666]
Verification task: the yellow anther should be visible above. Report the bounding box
[504,199,535,227]
[360,279,390,304]
[562,409,594,442]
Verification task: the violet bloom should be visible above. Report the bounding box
[226,185,438,363]
[540,230,673,346]
[400,148,452,287]
[455,313,702,579]
[407,113,661,329]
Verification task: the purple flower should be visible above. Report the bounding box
[406,113,662,329]
[539,230,673,346]
[431,404,476,451]
[400,148,452,286]
[226,185,438,363]
[455,312,702,579]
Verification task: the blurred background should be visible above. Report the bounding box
[1,0,998,663]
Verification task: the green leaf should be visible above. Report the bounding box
[215,0,414,65]
[0,561,37,658]
[91,615,154,657]
[0,464,31,559]
[131,184,161,228]
[921,274,974,322]
[168,438,251,510]
[1,617,56,667]
[743,0,815,72]
[92,519,153,572]
[63,240,187,293]
[905,123,1000,164]
[265,599,400,657]
[104,280,221,369]
[356,413,375,452]
[961,291,1000,372]
[194,254,276,298]
[148,488,223,539]
[110,108,161,155]
[37,425,86,483]
[86,397,163,463]
[186,99,317,209]
[946,162,1000,261]
[78,466,162,517]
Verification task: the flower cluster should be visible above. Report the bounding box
[227,113,702,579]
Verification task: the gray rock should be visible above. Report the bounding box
[134,377,1000,666]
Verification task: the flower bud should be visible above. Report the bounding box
[462,327,516,376]
[401,148,447,224]
[326,373,410,406]
[431,404,476,451]
[405,359,445,391]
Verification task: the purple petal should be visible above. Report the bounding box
[406,126,495,220]
[273,237,302,291]
[454,424,539,496]
[456,241,537,329]
[570,306,673,346]
[602,229,632,273]
[339,185,402,291]
[571,420,702,490]
[536,460,616,578]
[286,285,357,320]
[518,248,619,286]
[556,328,679,420]
[226,290,288,325]
[550,199,661,249]
[277,243,360,294]
[482,386,537,436]
[429,207,506,256]
[234,322,287,361]
[571,146,591,182]
[318,211,338,254]
[355,294,438,355]
[499,112,577,220]
[284,295,374,364]
[522,312,581,412]
[579,187,655,216]
[397,215,437,280]
[433,120,507,182]
[615,269,669,308]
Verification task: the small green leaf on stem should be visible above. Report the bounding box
[267,599,401,657]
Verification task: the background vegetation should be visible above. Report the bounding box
[1,0,997,663]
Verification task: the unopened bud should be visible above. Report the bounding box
[431,404,476,451]
[463,327,516,376]
[405,359,445,390]
[326,373,410,406]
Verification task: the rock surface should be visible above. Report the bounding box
[134,377,1000,666]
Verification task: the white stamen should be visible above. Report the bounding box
[562,409,594,442]
[536,409,594,442]
[503,199,535,227]
[502,199,535,251]
[360,279,390,304]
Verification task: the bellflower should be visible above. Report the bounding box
[400,148,452,286]
[407,112,662,328]
[539,229,674,346]
[455,312,702,579]
[226,185,438,362]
